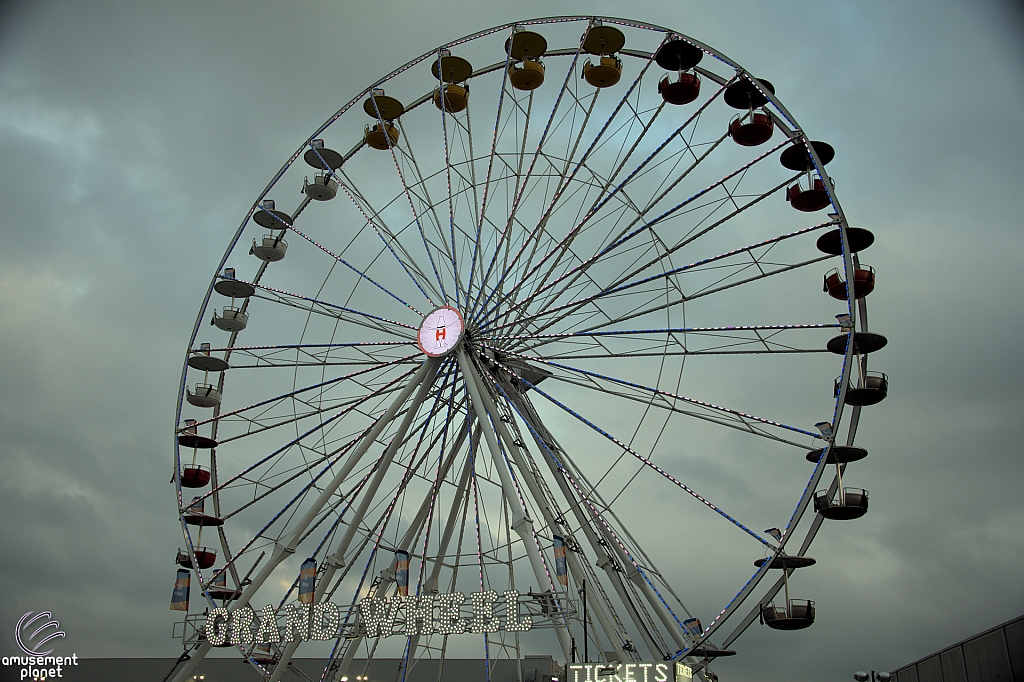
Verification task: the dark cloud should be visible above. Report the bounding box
[0,1,1021,680]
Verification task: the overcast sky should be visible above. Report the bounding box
[0,1,1022,681]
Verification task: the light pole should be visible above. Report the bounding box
[855,671,892,682]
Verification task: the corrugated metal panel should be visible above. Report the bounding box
[941,648,968,682]
[895,615,1024,682]
[919,656,943,682]
[1004,619,1024,682]
[963,631,1013,682]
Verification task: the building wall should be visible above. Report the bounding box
[0,655,555,682]
[893,615,1024,682]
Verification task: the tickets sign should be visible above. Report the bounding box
[567,662,693,682]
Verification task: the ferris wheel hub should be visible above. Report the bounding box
[417,306,465,357]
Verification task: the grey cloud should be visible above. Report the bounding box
[0,1,1021,680]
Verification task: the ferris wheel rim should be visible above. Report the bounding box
[172,15,875,681]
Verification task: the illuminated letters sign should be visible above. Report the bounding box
[567,663,692,682]
[417,307,464,357]
[204,589,532,645]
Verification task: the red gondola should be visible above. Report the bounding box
[823,266,875,300]
[176,547,216,569]
[659,73,701,105]
[179,465,211,488]
[725,79,775,146]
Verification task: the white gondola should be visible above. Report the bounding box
[250,233,287,262]
[303,173,338,201]
[211,306,248,332]
[212,267,253,332]
[252,199,292,231]
[186,342,228,373]
[755,555,816,630]
[185,383,222,408]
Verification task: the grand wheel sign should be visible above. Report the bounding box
[204,590,533,646]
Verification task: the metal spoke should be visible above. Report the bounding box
[471,28,588,317]
[367,95,448,305]
[474,49,661,326]
[482,149,798,338]
[267,208,429,317]
[187,352,413,420]
[476,53,722,330]
[493,219,831,337]
[485,359,776,548]
[334,168,442,311]
[243,278,416,335]
[186,363,421,513]
[474,75,739,332]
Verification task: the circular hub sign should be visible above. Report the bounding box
[417,306,464,357]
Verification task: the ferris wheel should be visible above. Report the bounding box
[169,16,887,682]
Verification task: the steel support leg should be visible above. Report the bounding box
[473,365,630,663]
[329,421,476,682]
[392,422,484,678]
[503,388,667,660]
[269,358,441,682]
[456,348,574,660]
